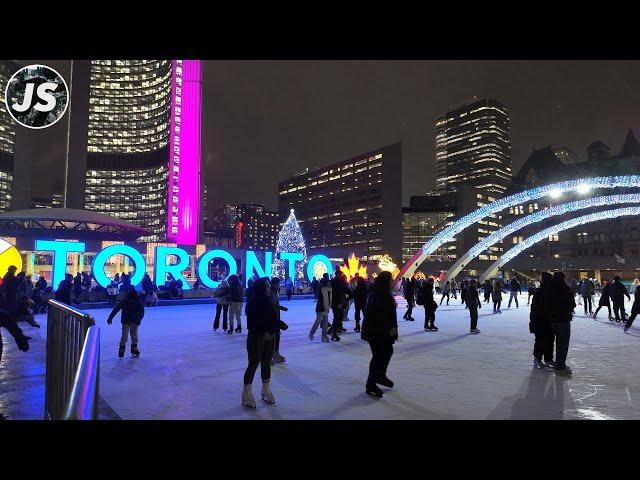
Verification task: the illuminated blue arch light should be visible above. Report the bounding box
[479,206,640,282]
[93,244,146,288]
[444,193,640,281]
[398,176,640,280]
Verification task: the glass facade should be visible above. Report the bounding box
[435,99,512,196]
[0,61,16,212]
[278,143,403,260]
[402,209,456,263]
[84,60,173,241]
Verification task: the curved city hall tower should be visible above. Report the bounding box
[65,60,203,244]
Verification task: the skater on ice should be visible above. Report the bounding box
[242,277,279,408]
[269,277,288,362]
[466,279,482,334]
[593,279,613,320]
[529,272,554,369]
[309,273,332,342]
[402,274,416,321]
[611,276,630,322]
[624,282,640,333]
[361,271,398,399]
[492,280,503,314]
[107,288,145,358]
[543,272,575,376]
[417,277,438,331]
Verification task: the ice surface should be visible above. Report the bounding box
[2,294,639,419]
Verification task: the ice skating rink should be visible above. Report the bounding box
[2,294,640,420]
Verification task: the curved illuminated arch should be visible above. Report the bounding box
[478,206,640,283]
[443,193,640,282]
[396,176,640,283]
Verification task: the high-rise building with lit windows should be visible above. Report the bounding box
[435,98,511,195]
[66,60,203,244]
[278,142,402,262]
[0,60,18,212]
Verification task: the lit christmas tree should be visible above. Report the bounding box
[273,209,307,279]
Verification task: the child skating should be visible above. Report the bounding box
[107,289,145,358]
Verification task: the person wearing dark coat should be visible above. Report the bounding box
[309,274,332,342]
[402,276,416,321]
[54,273,73,305]
[610,276,630,322]
[120,272,132,293]
[418,277,438,331]
[269,277,289,363]
[73,273,82,301]
[107,289,145,358]
[543,271,576,375]
[361,271,398,398]
[507,277,521,308]
[460,279,468,308]
[329,270,349,341]
[579,278,595,315]
[466,279,482,334]
[0,288,30,380]
[624,285,640,333]
[228,274,244,333]
[593,280,613,320]
[35,276,47,291]
[1,265,19,315]
[529,272,554,369]
[242,277,280,408]
[492,280,504,313]
[352,275,368,332]
[483,279,493,303]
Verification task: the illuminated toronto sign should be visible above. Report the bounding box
[33,240,333,291]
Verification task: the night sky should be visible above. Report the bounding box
[26,60,640,214]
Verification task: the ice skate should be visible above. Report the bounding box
[470,328,481,334]
[430,324,439,331]
[624,326,629,333]
[235,327,242,333]
[308,333,314,341]
[592,312,597,319]
[131,345,140,358]
[242,385,257,408]
[366,382,384,398]
[331,333,341,341]
[321,335,330,342]
[118,345,125,358]
[554,365,572,376]
[354,325,361,333]
[545,360,556,369]
[261,381,276,403]
[227,328,233,334]
[533,357,545,369]
[273,351,286,363]
[375,376,394,388]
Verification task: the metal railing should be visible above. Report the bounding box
[45,300,99,420]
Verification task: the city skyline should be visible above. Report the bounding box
[20,60,640,214]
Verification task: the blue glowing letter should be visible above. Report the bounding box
[197,249,238,289]
[280,252,303,280]
[306,254,333,282]
[35,239,85,290]
[245,251,273,287]
[92,244,146,288]
[154,246,191,290]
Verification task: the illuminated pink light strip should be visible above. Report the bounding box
[168,60,202,245]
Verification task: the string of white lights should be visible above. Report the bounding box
[479,206,640,282]
[397,175,640,280]
[444,193,640,281]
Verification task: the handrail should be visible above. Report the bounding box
[45,300,98,420]
[63,326,100,420]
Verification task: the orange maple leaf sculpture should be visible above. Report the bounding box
[339,253,367,281]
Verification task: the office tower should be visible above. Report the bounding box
[66,60,203,244]
[0,60,17,212]
[435,99,511,196]
[278,142,402,262]
[235,204,280,251]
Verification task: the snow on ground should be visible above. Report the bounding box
[2,293,640,419]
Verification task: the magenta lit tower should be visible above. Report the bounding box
[66,60,203,244]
